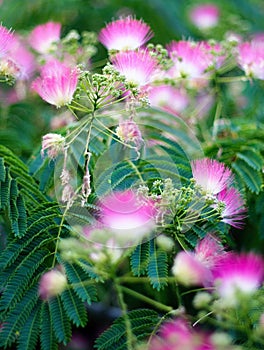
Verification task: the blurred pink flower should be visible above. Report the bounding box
[191,158,233,195]
[189,4,220,30]
[112,50,158,87]
[38,267,67,300]
[166,40,212,87]
[212,252,264,305]
[116,119,143,149]
[41,132,65,158]
[31,59,79,107]
[237,41,264,80]
[29,21,61,54]
[149,317,214,350]
[216,187,246,229]
[0,24,15,58]
[172,234,226,287]
[148,85,189,116]
[98,190,156,245]
[99,16,153,51]
[7,35,35,80]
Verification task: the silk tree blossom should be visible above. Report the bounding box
[191,158,233,195]
[99,16,153,51]
[38,267,67,300]
[0,24,15,58]
[5,35,35,80]
[111,50,158,87]
[237,41,264,80]
[212,252,264,306]
[94,190,156,247]
[29,21,61,54]
[149,317,235,350]
[41,133,65,158]
[31,59,79,107]
[166,41,211,83]
[189,4,220,30]
[116,119,144,150]
[216,187,246,229]
[200,41,226,69]
[172,234,226,287]
[148,85,189,116]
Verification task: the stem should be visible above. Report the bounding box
[120,285,173,313]
[115,283,135,350]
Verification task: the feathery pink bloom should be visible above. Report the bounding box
[7,35,35,80]
[172,234,226,287]
[112,50,157,87]
[99,16,153,51]
[237,41,264,80]
[38,267,67,300]
[212,252,264,305]
[149,317,215,350]
[29,21,61,54]
[148,85,189,116]
[217,187,246,229]
[191,158,233,195]
[167,41,211,80]
[0,24,15,58]
[116,120,143,149]
[200,41,226,69]
[189,4,220,30]
[98,190,156,245]
[41,133,65,158]
[31,59,79,107]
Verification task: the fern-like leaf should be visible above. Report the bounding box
[40,302,58,350]
[130,241,150,276]
[147,240,168,291]
[94,308,160,350]
[49,296,72,345]
[232,159,262,194]
[61,288,88,327]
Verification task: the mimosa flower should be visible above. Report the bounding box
[0,24,15,58]
[116,119,143,149]
[97,190,156,246]
[99,16,153,51]
[38,267,67,300]
[167,40,211,80]
[148,85,189,116]
[191,158,233,195]
[41,133,65,158]
[149,317,214,350]
[172,234,226,287]
[29,21,61,54]
[31,59,79,107]
[111,50,157,87]
[237,41,264,80]
[217,187,246,229]
[212,252,264,306]
[189,4,220,30]
[7,35,35,80]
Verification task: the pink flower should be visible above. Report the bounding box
[172,234,226,287]
[0,24,15,58]
[97,190,156,246]
[166,41,212,87]
[41,133,65,158]
[191,158,233,195]
[116,119,143,149]
[99,16,153,51]
[7,35,35,80]
[149,317,214,350]
[111,50,157,87]
[38,267,67,299]
[237,41,264,80]
[212,252,264,305]
[29,21,61,54]
[189,4,220,30]
[217,187,246,229]
[200,41,226,69]
[148,85,189,116]
[31,59,79,107]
